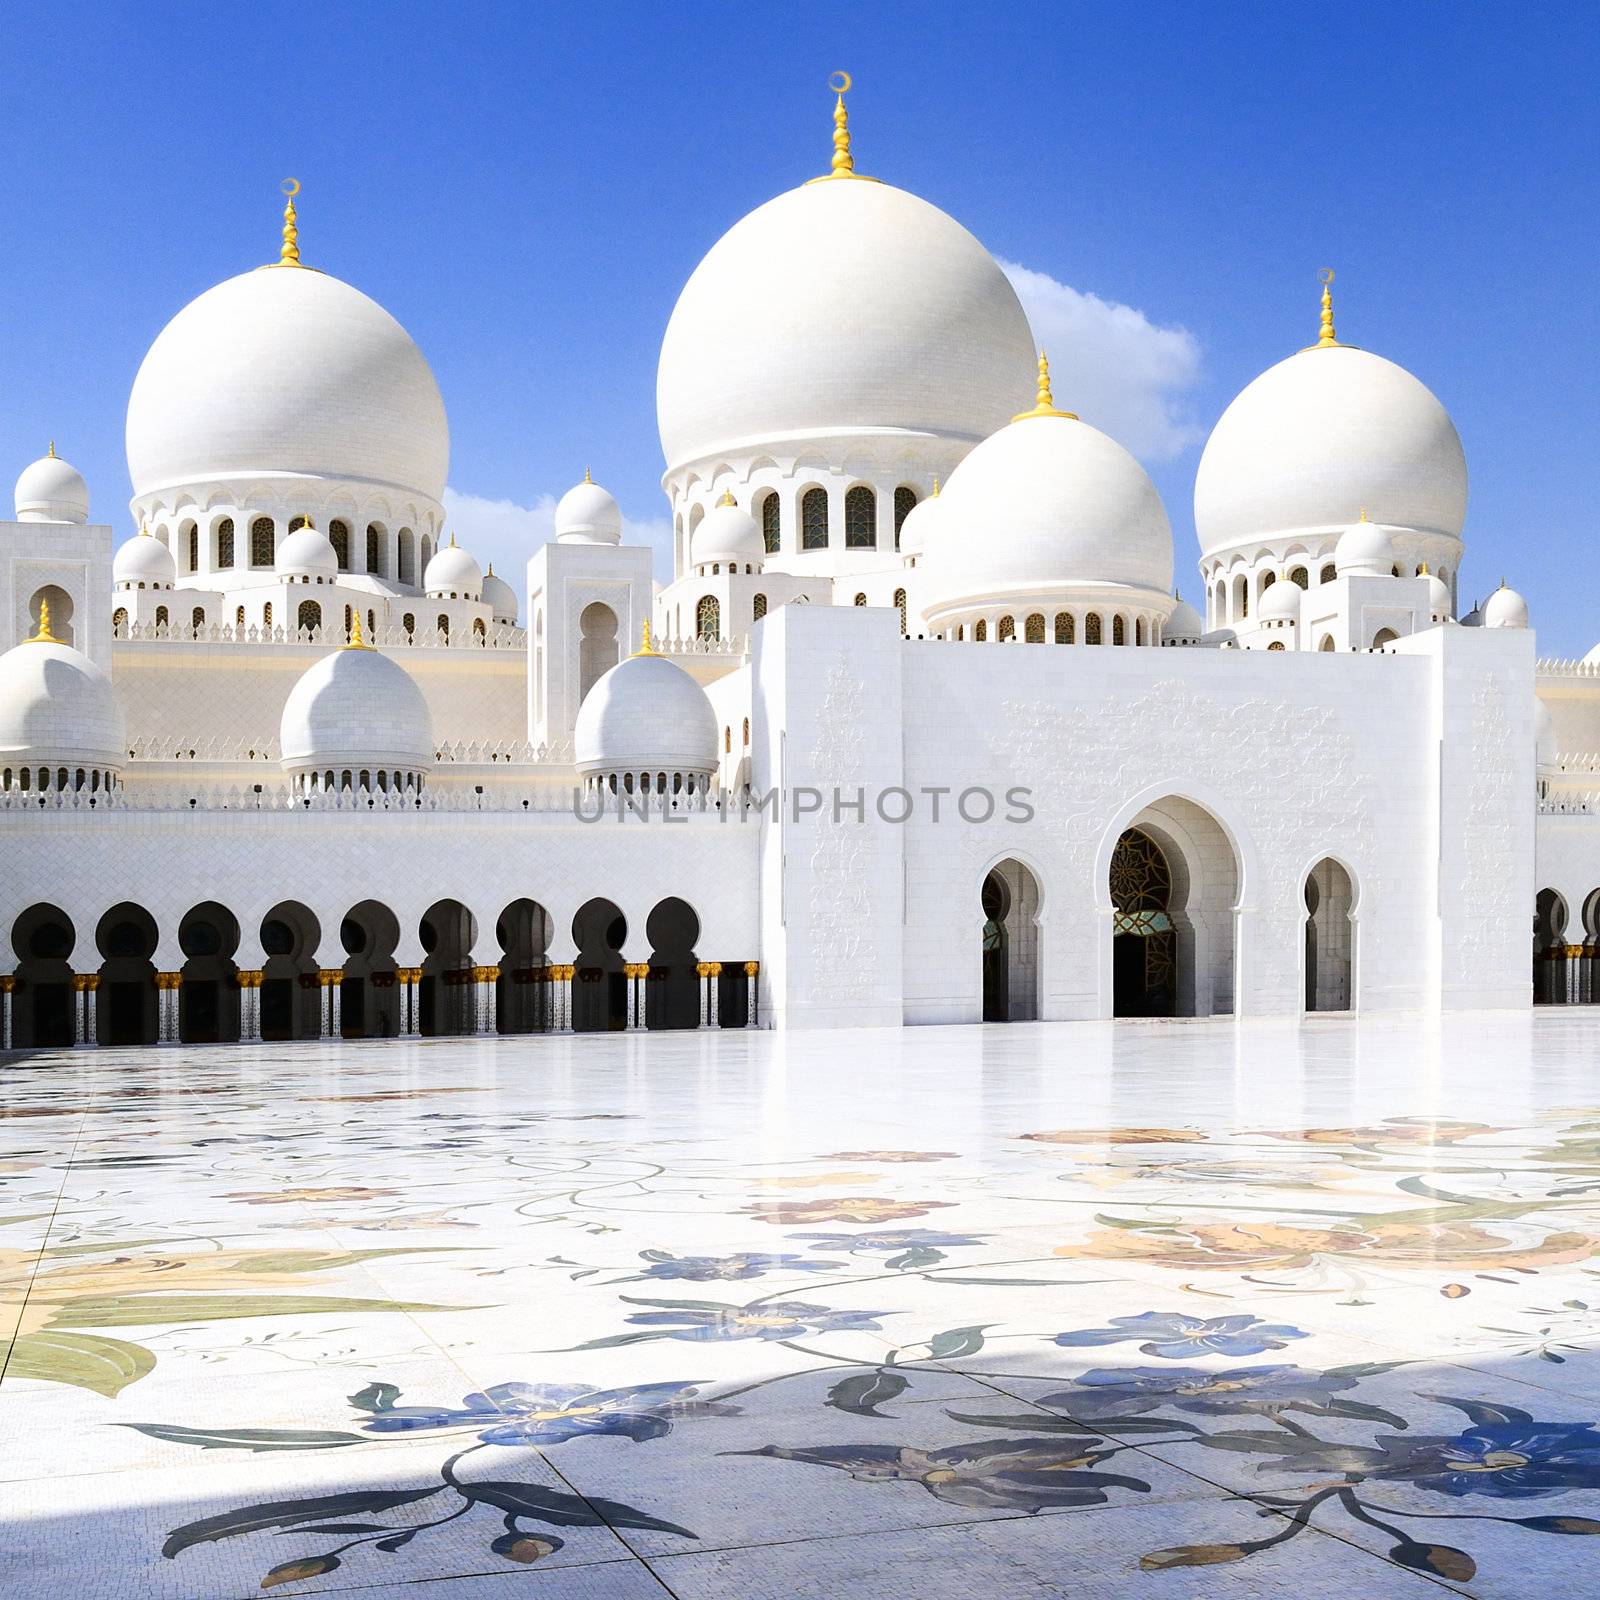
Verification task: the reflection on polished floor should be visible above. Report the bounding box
[4,1013,1600,1597]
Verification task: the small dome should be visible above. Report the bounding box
[1536,700,1557,770]
[280,638,434,778]
[923,388,1173,616]
[555,476,622,544]
[0,631,126,773]
[1162,597,1204,642]
[1195,342,1467,558]
[15,449,89,523]
[692,495,764,567]
[574,644,717,780]
[276,523,339,581]
[1483,582,1529,630]
[114,530,176,588]
[896,488,942,560]
[1334,516,1397,578]
[1259,581,1301,623]
[1421,569,1451,621]
[481,564,518,624]
[424,538,482,598]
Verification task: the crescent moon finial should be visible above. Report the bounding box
[280,177,301,198]
[278,178,302,267]
[1315,267,1338,347]
[828,70,851,94]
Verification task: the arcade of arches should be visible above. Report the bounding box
[1533,887,1600,1005]
[1,898,758,1049]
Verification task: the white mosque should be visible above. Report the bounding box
[1,76,1594,1050]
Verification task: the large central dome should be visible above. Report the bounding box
[657,178,1036,471]
[127,263,448,503]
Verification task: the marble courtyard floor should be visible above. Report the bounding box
[4,1016,1600,1598]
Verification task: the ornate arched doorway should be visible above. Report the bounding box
[1110,830,1175,1017]
[1534,889,1569,1004]
[1304,859,1355,1011]
[980,859,1040,1022]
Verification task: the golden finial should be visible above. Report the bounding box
[47,441,55,459]
[931,475,940,497]
[139,522,151,538]
[634,618,659,656]
[719,489,737,507]
[1359,507,1369,522]
[1314,268,1339,348]
[807,72,876,183]
[278,178,302,267]
[1420,560,1430,575]
[449,530,457,547]
[584,466,593,484]
[28,597,58,644]
[1012,350,1078,422]
[346,608,370,650]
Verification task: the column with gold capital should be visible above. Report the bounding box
[73,974,99,1046]
[0,974,12,1051]
[744,961,760,1028]
[237,971,263,1041]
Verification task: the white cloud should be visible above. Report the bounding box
[998,261,1204,462]
[441,487,673,582]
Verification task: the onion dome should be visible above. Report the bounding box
[126,182,448,507]
[1194,273,1467,558]
[657,76,1034,471]
[691,492,764,568]
[1420,564,1451,623]
[14,445,89,523]
[275,521,339,582]
[1259,581,1301,623]
[1334,513,1397,578]
[896,480,942,560]
[113,527,177,589]
[922,355,1173,619]
[555,471,622,544]
[0,602,126,786]
[279,614,434,790]
[1460,601,1484,628]
[1482,580,1529,630]
[1162,597,1204,643]
[424,535,482,599]
[574,622,718,790]
[481,563,518,624]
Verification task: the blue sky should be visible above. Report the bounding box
[3,2,1596,650]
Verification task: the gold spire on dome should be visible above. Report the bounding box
[28,598,59,644]
[276,179,303,267]
[633,618,659,657]
[931,475,940,497]
[1313,268,1340,348]
[806,72,877,183]
[47,441,55,459]
[584,467,593,484]
[1012,350,1078,422]
[346,608,371,650]
[719,489,737,507]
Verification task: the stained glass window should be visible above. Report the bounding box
[801,488,828,550]
[845,486,876,549]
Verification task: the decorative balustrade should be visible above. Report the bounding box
[1540,791,1600,816]
[112,619,526,651]
[1537,658,1600,678]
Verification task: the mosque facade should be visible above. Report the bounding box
[1,81,1593,1049]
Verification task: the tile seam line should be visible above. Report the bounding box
[0,1076,96,1390]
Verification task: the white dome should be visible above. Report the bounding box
[1483,583,1529,630]
[896,490,942,560]
[658,178,1036,470]
[424,539,482,598]
[1163,598,1204,641]
[1334,517,1397,578]
[127,264,448,504]
[275,523,339,580]
[1536,700,1557,769]
[0,636,126,771]
[1195,344,1467,558]
[1421,569,1452,621]
[481,565,518,624]
[1259,580,1301,622]
[574,649,717,778]
[692,497,764,567]
[555,477,622,544]
[923,408,1173,612]
[113,530,176,588]
[15,450,88,523]
[280,643,434,774]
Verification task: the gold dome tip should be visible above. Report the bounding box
[277,178,303,267]
[806,70,877,183]
[584,466,592,484]
[346,609,371,650]
[718,489,737,507]
[47,440,55,458]
[1011,350,1078,422]
[28,597,59,644]
[1312,267,1341,348]
[634,618,659,656]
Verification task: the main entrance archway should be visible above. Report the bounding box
[1106,797,1239,1018]
[980,858,1040,1022]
